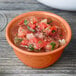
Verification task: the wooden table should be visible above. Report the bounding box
[0,0,76,76]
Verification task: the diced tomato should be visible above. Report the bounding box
[51,21,59,26]
[31,16,38,24]
[39,22,47,30]
[43,26,51,35]
[27,16,37,29]
[44,26,57,36]
[51,26,57,32]
[44,37,52,42]
[28,16,37,24]
[49,26,57,36]
[18,20,24,25]
[20,39,28,46]
[45,40,59,51]
[45,43,52,50]
[32,17,37,24]
[18,26,28,37]
[29,37,46,49]
[36,40,46,49]
[28,23,36,29]
[29,37,38,44]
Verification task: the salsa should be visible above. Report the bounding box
[12,16,66,52]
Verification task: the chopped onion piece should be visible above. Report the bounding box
[59,39,66,45]
[39,33,44,38]
[41,19,47,23]
[26,33,34,40]
[35,33,44,39]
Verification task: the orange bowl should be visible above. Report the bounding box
[6,11,72,68]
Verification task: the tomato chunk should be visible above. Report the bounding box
[45,40,59,51]
[18,26,28,37]
[43,25,57,36]
[34,39,45,49]
[51,26,57,32]
[28,23,36,29]
[29,37,46,49]
[18,20,24,25]
[39,23,47,30]
[30,16,38,24]
[20,39,28,46]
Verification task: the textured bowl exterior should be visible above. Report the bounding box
[14,48,63,68]
[6,11,72,68]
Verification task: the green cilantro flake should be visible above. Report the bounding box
[24,20,28,25]
[48,20,52,24]
[27,26,30,29]
[60,34,63,36]
[27,26,35,32]
[28,44,34,51]
[14,37,23,44]
[50,42,56,50]
[38,41,42,43]
[52,30,56,33]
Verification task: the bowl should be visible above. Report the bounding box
[37,0,76,11]
[6,11,72,68]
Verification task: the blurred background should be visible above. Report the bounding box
[38,0,76,11]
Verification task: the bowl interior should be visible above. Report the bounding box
[6,11,71,55]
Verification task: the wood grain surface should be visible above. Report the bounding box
[0,0,76,76]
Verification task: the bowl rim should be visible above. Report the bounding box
[6,11,72,56]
